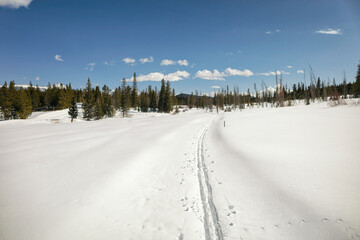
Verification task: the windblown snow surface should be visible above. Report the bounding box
[0,101,359,240]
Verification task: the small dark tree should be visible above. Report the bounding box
[131,73,138,110]
[83,78,94,120]
[0,82,12,119]
[164,80,172,113]
[120,78,129,117]
[158,79,166,112]
[353,63,360,98]
[68,97,78,122]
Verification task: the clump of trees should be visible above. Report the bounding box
[0,73,176,121]
[1,63,360,120]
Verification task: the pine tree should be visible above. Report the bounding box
[353,63,360,98]
[93,86,104,120]
[164,81,172,113]
[131,73,138,110]
[120,78,129,117]
[83,78,94,120]
[148,85,157,112]
[68,97,78,122]
[140,91,148,112]
[0,82,12,119]
[16,88,32,119]
[158,79,166,112]
[102,85,114,117]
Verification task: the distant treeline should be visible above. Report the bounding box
[0,73,177,120]
[1,64,360,120]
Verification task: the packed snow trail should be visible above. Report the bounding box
[0,110,218,240]
[196,116,223,240]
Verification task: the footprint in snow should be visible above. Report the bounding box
[321,218,329,221]
[274,224,280,228]
[335,218,344,223]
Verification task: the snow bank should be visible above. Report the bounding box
[207,101,360,239]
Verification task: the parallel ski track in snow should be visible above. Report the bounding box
[197,116,224,240]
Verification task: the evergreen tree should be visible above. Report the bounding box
[83,78,94,120]
[139,91,149,112]
[353,63,360,98]
[8,81,17,118]
[93,86,104,120]
[131,73,138,109]
[148,85,157,112]
[164,80,172,113]
[68,97,78,122]
[0,82,12,119]
[16,88,32,119]
[94,98,103,120]
[158,79,166,112]
[120,78,129,117]
[102,85,115,117]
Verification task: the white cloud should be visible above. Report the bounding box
[55,55,64,62]
[160,58,189,66]
[86,62,96,71]
[297,70,304,74]
[195,67,254,80]
[165,71,190,81]
[35,76,40,81]
[0,0,33,8]
[139,56,154,64]
[105,61,114,66]
[160,59,176,66]
[258,70,289,76]
[211,85,220,89]
[286,65,293,69]
[123,57,136,64]
[195,69,226,80]
[266,30,280,34]
[225,67,254,77]
[128,70,190,82]
[315,28,342,35]
[177,59,189,66]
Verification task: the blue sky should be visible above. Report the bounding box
[0,0,359,93]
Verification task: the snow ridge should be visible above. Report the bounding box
[197,117,224,240]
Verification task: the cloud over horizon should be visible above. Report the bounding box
[160,59,176,66]
[258,70,289,76]
[128,70,190,82]
[195,68,254,80]
[123,57,136,64]
[161,59,189,66]
[315,28,342,35]
[140,56,154,64]
[0,0,33,8]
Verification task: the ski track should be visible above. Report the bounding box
[196,116,224,240]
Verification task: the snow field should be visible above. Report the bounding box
[206,102,360,239]
[0,101,359,240]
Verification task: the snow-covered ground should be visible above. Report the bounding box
[0,101,359,240]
